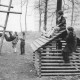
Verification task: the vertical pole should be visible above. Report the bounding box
[25,0,28,33]
[56,0,62,50]
[39,0,41,32]
[44,0,48,31]
[56,0,62,25]
[56,0,62,12]
[71,0,74,26]
[0,0,12,54]
[20,0,22,33]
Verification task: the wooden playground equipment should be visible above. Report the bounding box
[31,30,80,77]
[31,0,80,78]
[0,0,22,54]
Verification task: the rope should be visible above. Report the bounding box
[25,0,28,33]
[20,0,22,33]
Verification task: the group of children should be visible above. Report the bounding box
[8,31,25,55]
[42,10,77,63]
[0,10,77,63]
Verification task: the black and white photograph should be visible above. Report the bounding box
[0,0,80,80]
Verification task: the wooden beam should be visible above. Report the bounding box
[0,4,13,8]
[56,0,62,24]
[0,30,12,32]
[0,0,12,54]
[0,10,22,14]
[0,25,4,28]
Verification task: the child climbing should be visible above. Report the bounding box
[42,10,66,38]
[62,27,77,63]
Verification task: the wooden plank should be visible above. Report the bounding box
[77,47,80,50]
[35,39,45,46]
[41,63,80,65]
[41,70,80,72]
[38,37,49,43]
[41,49,62,52]
[41,59,80,62]
[43,46,56,48]
[31,30,66,52]
[0,4,13,8]
[30,43,37,51]
[0,10,22,14]
[41,53,61,55]
[41,73,80,76]
[41,56,80,59]
[41,52,80,55]
[33,41,41,49]
[41,36,50,41]
[61,40,66,42]
[41,66,76,69]
[62,43,66,45]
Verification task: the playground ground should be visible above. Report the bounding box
[0,31,80,80]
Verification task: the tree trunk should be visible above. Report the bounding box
[71,0,74,26]
[56,0,62,25]
[44,0,48,31]
[25,0,28,33]
[20,0,22,33]
[39,0,42,32]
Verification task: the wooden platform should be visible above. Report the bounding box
[31,30,66,52]
[30,30,80,77]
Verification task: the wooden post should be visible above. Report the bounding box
[20,0,22,33]
[56,0,62,12]
[39,0,42,32]
[0,0,12,54]
[44,0,48,31]
[0,4,13,8]
[71,0,74,26]
[25,0,28,33]
[56,0,62,25]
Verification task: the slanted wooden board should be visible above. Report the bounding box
[31,30,80,77]
[31,30,67,52]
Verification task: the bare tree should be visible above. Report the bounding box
[34,0,44,32]
[25,0,28,33]
[39,0,42,32]
[71,0,74,26]
[20,0,23,33]
[44,0,48,31]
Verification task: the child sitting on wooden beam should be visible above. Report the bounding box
[42,10,66,38]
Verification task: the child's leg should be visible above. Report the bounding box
[62,51,70,63]
[13,44,17,53]
[22,45,25,54]
[14,47,17,53]
[20,44,22,55]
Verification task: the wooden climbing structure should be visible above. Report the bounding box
[0,0,22,54]
[31,30,80,77]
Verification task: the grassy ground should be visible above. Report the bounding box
[0,31,80,80]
